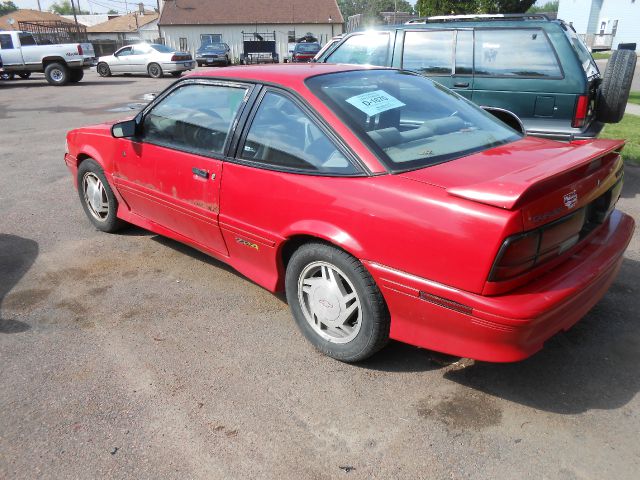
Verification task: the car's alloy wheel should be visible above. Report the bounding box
[97,62,111,77]
[285,243,390,362]
[147,62,162,78]
[77,159,124,232]
[44,62,69,86]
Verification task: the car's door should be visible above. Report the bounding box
[130,44,151,73]
[111,46,133,72]
[218,89,363,284]
[0,33,24,67]
[112,80,253,255]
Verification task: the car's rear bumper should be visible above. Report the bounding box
[197,56,227,64]
[526,119,604,141]
[364,210,635,362]
[161,60,196,72]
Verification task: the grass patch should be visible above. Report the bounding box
[628,91,640,105]
[591,51,612,60]
[601,113,640,165]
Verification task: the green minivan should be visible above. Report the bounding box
[315,14,636,141]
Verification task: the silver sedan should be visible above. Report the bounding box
[96,43,195,79]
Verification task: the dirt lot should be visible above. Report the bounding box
[1,69,639,480]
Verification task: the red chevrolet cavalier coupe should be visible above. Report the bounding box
[65,64,634,362]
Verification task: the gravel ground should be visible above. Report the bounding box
[1,69,639,480]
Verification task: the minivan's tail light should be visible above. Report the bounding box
[77,44,83,55]
[572,95,589,128]
[489,209,586,282]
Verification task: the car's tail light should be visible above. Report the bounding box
[489,209,586,282]
[572,95,588,128]
[171,54,178,61]
[77,44,83,55]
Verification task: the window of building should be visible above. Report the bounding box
[179,37,188,51]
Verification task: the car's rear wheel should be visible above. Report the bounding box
[147,62,163,78]
[1,72,15,80]
[197,61,203,67]
[44,62,70,86]
[77,159,124,233]
[596,49,637,123]
[18,72,31,79]
[285,243,390,362]
[69,69,84,83]
[97,62,111,77]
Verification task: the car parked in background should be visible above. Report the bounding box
[0,30,95,85]
[315,14,637,141]
[196,42,231,66]
[96,43,195,78]
[290,42,321,62]
[64,64,633,363]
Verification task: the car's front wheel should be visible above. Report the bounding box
[147,62,163,78]
[44,62,70,86]
[285,243,390,362]
[97,62,111,77]
[77,159,124,233]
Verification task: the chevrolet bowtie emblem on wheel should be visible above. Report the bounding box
[563,190,578,209]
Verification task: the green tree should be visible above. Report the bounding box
[476,0,537,13]
[415,0,477,16]
[338,0,413,19]
[50,1,90,15]
[0,1,18,16]
[527,0,559,13]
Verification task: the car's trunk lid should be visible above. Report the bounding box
[399,137,624,227]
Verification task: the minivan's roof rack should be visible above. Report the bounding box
[405,13,550,24]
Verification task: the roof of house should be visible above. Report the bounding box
[0,9,75,30]
[158,0,344,26]
[87,12,158,33]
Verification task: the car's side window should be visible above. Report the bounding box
[132,45,150,55]
[326,33,390,66]
[117,47,133,57]
[18,33,37,47]
[240,91,358,175]
[141,83,248,156]
[474,29,562,78]
[402,30,454,75]
[455,30,473,75]
[0,34,13,49]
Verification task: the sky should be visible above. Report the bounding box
[11,0,548,15]
[12,0,158,14]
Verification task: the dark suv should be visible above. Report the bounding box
[315,14,636,141]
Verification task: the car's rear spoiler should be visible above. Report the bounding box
[446,139,625,209]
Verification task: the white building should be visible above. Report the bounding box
[558,0,640,50]
[158,0,344,61]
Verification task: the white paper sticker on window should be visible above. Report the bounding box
[345,90,405,117]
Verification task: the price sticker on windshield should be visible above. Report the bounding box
[345,90,405,117]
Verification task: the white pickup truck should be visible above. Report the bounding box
[0,30,95,85]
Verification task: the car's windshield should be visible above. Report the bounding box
[151,44,175,53]
[295,43,320,53]
[306,70,521,172]
[202,43,226,50]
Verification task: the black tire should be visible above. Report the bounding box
[18,72,31,79]
[285,242,390,362]
[77,159,124,233]
[226,55,231,66]
[197,61,203,67]
[170,71,182,77]
[44,62,70,86]
[1,72,15,80]
[596,49,637,123]
[97,62,111,77]
[147,62,163,78]
[69,69,84,83]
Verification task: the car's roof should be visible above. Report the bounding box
[358,19,561,31]
[186,63,375,87]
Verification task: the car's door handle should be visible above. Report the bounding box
[454,82,470,88]
[192,167,209,179]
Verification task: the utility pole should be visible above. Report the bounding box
[70,0,80,40]
[36,0,42,11]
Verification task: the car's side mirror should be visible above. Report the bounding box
[111,119,137,138]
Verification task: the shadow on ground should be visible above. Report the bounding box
[444,257,640,414]
[0,234,39,333]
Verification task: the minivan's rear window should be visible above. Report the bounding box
[307,70,521,172]
[475,29,562,78]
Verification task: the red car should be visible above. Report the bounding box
[64,64,634,362]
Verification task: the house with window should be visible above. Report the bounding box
[558,0,640,50]
[157,0,343,61]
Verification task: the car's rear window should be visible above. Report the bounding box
[306,70,521,172]
[151,44,175,53]
[296,43,320,53]
[564,27,599,78]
